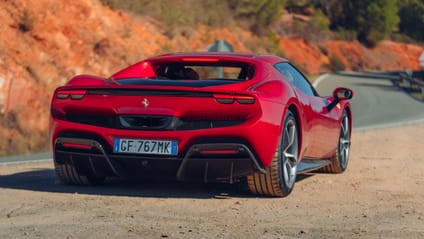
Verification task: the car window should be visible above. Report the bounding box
[151,62,254,81]
[274,62,318,96]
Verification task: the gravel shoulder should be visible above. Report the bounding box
[0,124,423,239]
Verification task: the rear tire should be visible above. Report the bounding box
[321,111,351,173]
[54,159,104,185]
[247,110,299,197]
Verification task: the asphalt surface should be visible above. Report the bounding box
[314,72,424,129]
[1,72,423,164]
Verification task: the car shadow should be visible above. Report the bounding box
[0,167,315,199]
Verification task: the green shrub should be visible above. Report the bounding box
[336,0,399,47]
[334,29,357,41]
[100,0,235,36]
[329,55,345,72]
[19,9,34,32]
[310,9,329,31]
[264,32,286,57]
[227,0,287,35]
[390,33,417,44]
[398,0,424,42]
[317,0,400,47]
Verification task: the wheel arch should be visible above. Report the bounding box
[343,104,352,134]
[287,104,303,159]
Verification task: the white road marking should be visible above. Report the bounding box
[0,158,52,166]
[312,73,329,88]
[354,117,424,132]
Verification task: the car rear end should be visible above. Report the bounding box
[50,54,283,183]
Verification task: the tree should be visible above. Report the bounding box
[316,0,345,30]
[356,0,399,46]
[229,0,287,35]
[398,0,424,41]
[325,0,399,47]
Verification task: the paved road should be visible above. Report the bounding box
[314,72,424,129]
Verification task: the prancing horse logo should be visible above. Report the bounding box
[142,98,149,108]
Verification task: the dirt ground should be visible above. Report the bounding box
[0,123,423,239]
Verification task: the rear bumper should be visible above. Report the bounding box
[51,95,285,168]
[54,137,265,183]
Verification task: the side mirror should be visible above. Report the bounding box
[333,87,353,100]
[327,87,353,112]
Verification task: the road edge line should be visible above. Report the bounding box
[313,73,329,88]
[354,117,424,132]
[0,158,52,166]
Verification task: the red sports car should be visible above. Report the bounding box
[50,52,353,197]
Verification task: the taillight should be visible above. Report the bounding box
[56,90,86,100]
[213,94,255,104]
[234,95,255,104]
[214,94,235,104]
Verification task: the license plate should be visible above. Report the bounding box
[113,138,178,155]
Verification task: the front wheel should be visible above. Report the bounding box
[321,110,351,173]
[247,110,299,197]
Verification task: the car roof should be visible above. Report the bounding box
[147,52,288,65]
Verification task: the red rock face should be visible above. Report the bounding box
[0,0,422,155]
[0,0,168,154]
[323,40,423,72]
[279,38,423,74]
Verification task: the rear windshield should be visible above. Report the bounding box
[152,61,255,81]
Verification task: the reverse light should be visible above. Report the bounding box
[213,94,255,104]
[214,94,235,104]
[56,90,86,100]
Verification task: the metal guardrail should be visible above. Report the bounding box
[398,70,424,96]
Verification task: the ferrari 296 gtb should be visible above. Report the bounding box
[50,52,353,197]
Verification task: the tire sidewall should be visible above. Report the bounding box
[278,110,297,195]
[338,111,350,172]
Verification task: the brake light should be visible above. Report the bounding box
[213,94,255,104]
[139,61,155,78]
[56,90,86,100]
[181,57,220,62]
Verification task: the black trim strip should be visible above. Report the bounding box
[55,137,125,177]
[116,78,239,87]
[176,143,266,182]
[296,159,331,174]
[87,89,213,97]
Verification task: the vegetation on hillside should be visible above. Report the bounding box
[228,0,286,35]
[100,0,424,47]
[322,0,399,47]
[398,0,424,42]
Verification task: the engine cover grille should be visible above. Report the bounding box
[119,115,173,129]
